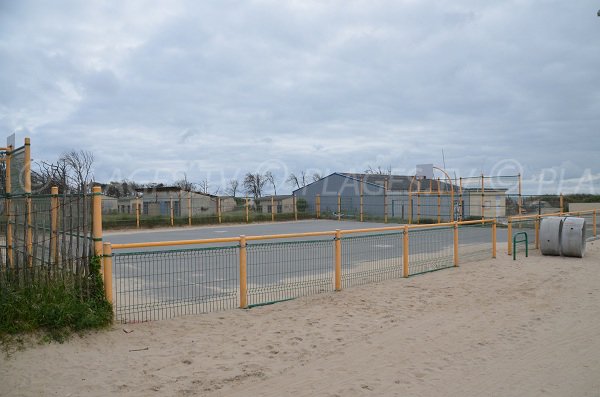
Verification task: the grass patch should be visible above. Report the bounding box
[0,257,113,349]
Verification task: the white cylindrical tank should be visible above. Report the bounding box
[560,217,586,258]
[540,217,565,256]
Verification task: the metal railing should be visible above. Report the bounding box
[103,219,497,323]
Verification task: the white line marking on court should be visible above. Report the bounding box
[214,230,228,233]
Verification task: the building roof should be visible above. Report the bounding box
[255,194,293,202]
[134,186,216,197]
[339,173,455,191]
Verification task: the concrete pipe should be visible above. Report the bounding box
[540,216,565,256]
[560,217,586,258]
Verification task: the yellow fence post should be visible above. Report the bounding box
[50,186,59,266]
[188,193,192,226]
[92,186,103,258]
[292,194,298,221]
[507,219,513,256]
[245,196,249,223]
[518,173,523,215]
[437,178,441,223]
[169,194,174,226]
[271,196,275,222]
[335,229,342,291]
[316,194,320,219]
[102,242,113,304]
[25,137,32,266]
[417,189,421,224]
[136,198,141,228]
[218,197,222,224]
[408,191,413,224]
[492,219,497,258]
[384,179,388,223]
[453,221,459,266]
[337,194,341,221]
[360,177,364,222]
[403,225,409,277]
[535,216,540,249]
[293,195,298,221]
[480,173,485,222]
[559,193,564,214]
[239,235,248,308]
[459,177,463,221]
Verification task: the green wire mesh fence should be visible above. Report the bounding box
[458,224,494,264]
[408,226,454,276]
[113,246,239,323]
[246,239,334,307]
[341,232,403,288]
[108,221,501,323]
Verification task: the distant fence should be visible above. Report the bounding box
[104,220,496,323]
[101,188,596,231]
[102,195,315,230]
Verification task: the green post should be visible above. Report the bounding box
[513,232,528,260]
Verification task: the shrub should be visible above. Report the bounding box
[0,256,113,344]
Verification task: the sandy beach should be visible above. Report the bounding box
[2,241,599,397]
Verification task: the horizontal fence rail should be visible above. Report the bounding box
[102,189,600,233]
[105,220,498,323]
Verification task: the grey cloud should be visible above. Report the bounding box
[0,0,599,193]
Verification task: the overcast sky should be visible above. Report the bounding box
[1,0,599,194]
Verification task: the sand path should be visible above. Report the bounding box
[2,242,599,396]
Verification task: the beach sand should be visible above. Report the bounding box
[2,242,599,397]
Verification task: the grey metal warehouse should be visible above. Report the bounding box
[293,173,507,222]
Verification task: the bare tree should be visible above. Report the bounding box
[31,150,94,194]
[265,171,277,195]
[32,158,70,193]
[364,165,392,175]
[312,172,322,182]
[287,171,309,189]
[174,173,196,191]
[243,173,266,200]
[226,179,239,197]
[61,150,95,193]
[197,179,209,194]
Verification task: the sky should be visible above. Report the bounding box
[1,0,599,195]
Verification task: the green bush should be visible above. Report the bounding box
[0,257,113,344]
[296,198,308,212]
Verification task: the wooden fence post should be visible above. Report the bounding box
[245,196,249,223]
[92,186,103,257]
[50,186,59,265]
[271,196,275,222]
[188,193,192,226]
[25,138,32,266]
[316,194,321,219]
